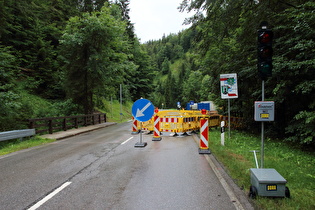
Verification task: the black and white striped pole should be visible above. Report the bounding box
[221,121,225,146]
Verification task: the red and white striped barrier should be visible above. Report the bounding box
[199,118,211,154]
[160,118,179,123]
[131,117,139,135]
[152,115,161,141]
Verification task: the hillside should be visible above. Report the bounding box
[0,0,314,146]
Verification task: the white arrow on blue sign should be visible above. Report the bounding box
[132,99,155,122]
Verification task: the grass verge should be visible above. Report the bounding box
[209,129,315,210]
[0,100,133,156]
[0,136,55,156]
[99,99,133,123]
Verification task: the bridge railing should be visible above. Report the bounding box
[28,113,106,135]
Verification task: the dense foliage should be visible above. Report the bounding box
[144,0,315,146]
[0,0,314,146]
[0,0,153,129]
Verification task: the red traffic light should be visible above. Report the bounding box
[258,30,273,44]
[257,28,273,79]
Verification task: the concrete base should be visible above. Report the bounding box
[131,131,140,135]
[152,137,162,141]
[199,148,211,154]
[134,142,147,147]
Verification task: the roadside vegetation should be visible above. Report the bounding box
[0,100,132,156]
[1,1,314,147]
[98,99,133,123]
[0,136,55,156]
[209,129,315,210]
[0,3,314,206]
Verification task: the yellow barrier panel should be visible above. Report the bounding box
[209,115,221,127]
[157,110,202,134]
[138,110,242,135]
[138,115,154,132]
[220,116,243,128]
[158,110,183,133]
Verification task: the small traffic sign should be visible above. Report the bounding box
[220,73,238,99]
[132,99,155,122]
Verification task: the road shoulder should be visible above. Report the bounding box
[41,122,117,140]
[192,134,254,210]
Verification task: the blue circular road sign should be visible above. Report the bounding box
[132,99,155,122]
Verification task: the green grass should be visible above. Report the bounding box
[209,129,315,210]
[98,99,133,123]
[0,136,55,156]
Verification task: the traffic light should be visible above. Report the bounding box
[257,28,273,79]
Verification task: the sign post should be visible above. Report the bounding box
[220,73,238,139]
[132,99,155,147]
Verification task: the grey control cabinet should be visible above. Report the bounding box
[250,168,288,198]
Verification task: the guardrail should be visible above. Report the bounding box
[0,129,36,142]
[28,113,106,135]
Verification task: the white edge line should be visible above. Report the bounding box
[204,155,245,210]
[28,181,72,210]
[121,137,133,145]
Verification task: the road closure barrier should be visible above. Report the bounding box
[131,117,139,134]
[152,115,161,141]
[199,117,211,154]
[220,116,242,128]
[157,110,201,135]
[132,110,243,137]
[141,117,154,133]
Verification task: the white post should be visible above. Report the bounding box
[221,121,225,146]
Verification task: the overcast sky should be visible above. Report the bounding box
[129,0,191,43]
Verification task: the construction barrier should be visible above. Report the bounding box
[131,117,139,134]
[157,110,202,135]
[209,115,221,127]
[152,115,161,141]
[140,116,154,133]
[199,117,211,154]
[132,110,243,137]
[220,116,243,128]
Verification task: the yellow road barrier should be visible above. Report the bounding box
[136,110,243,135]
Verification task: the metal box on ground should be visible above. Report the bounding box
[249,168,290,198]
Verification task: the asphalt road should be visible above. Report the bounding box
[0,122,253,210]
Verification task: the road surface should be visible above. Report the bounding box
[0,122,252,209]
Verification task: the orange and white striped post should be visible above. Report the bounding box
[131,117,139,135]
[199,109,211,154]
[152,115,161,141]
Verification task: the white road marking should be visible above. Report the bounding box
[121,137,133,145]
[28,181,72,210]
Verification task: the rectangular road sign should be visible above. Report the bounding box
[220,73,238,99]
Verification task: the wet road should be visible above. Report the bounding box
[0,122,250,209]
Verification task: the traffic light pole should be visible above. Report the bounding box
[261,80,265,168]
[258,21,272,169]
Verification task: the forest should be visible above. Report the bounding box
[0,0,314,146]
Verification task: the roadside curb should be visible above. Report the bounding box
[192,134,254,210]
[41,122,117,140]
